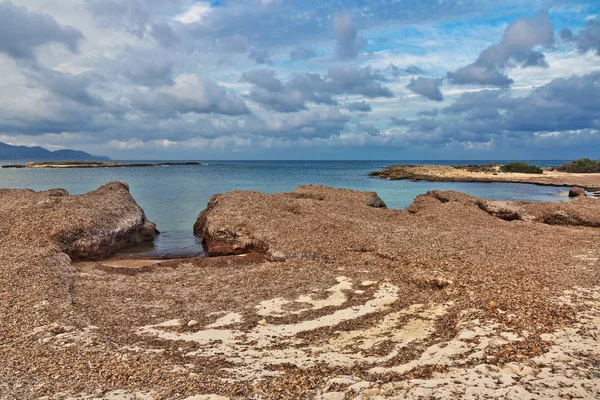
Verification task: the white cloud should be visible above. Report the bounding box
[174,2,211,24]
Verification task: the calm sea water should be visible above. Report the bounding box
[0,160,571,258]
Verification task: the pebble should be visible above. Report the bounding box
[257,319,267,326]
[187,320,199,327]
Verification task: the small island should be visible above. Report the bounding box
[2,161,203,169]
[369,160,600,193]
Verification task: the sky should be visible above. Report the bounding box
[0,0,599,160]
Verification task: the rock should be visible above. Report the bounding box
[11,181,160,260]
[367,193,387,208]
[187,320,199,327]
[477,200,524,221]
[257,319,267,326]
[569,186,586,197]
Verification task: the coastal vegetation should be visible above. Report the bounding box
[558,158,600,173]
[499,162,543,174]
[453,163,498,173]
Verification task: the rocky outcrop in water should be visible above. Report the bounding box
[569,186,586,197]
[0,181,158,260]
[370,164,600,191]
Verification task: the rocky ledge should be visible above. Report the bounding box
[370,164,600,191]
[2,184,600,399]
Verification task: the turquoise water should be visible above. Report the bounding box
[0,160,571,257]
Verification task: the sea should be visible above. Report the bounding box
[0,160,571,258]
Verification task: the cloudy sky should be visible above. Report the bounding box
[1,0,599,160]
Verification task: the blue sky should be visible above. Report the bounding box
[0,0,599,159]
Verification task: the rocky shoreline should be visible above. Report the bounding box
[1,183,599,399]
[370,164,600,193]
[2,161,203,169]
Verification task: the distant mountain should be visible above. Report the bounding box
[0,142,109,161]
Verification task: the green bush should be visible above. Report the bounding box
[454,163,498,173]
[499,162,543,174]
[560,158,600,173]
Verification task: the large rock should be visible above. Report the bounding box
[194,185,388,257]
[0,181,158,260]
[569,186,586,197]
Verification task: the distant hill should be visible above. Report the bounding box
[0,142,109,161]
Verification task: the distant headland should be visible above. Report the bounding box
[0,141,109,161]
[2,161,202,169]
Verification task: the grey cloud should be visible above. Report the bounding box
[249,48,272,64]
[354,122,380,136]
[150,21,180,47]
[333,13,366,60]
[327,65,392,97]
[289,46,316,61]
[85,0,180,38]
[389,117,411,126]
[418,109,439,117]
[130,74,250,117]
[388,64,425,77]
[447,12,554,87]
[121,56,174,87]
[0,1,83,62]
[407,77,444,101]
[264,106,350,139]
[243,66,392,112]
[346,101,372,112]
[221,34,249,53]
[242,70,285,92]
[397,72,600,146]
[561,19,600,55]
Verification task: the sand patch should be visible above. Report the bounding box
[136,277,452,380]
[255,276,352,316]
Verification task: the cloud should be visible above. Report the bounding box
[1,0,598,159]
[447,12,555,87]
[249,48,272,64]
[130,73,250,117]
[406,77,444,101]
[120,55,174,87]
[561,19,600,56]
[289,46,316,61]
[387,64,425,77]
[0,1,83,62]
[346,101,372,112]
[326,65,392,97]
[264,106,350,138]
[333,13,366,60]
[174,2,212,24]
[242,66,392,112]
[396,72,600,146]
